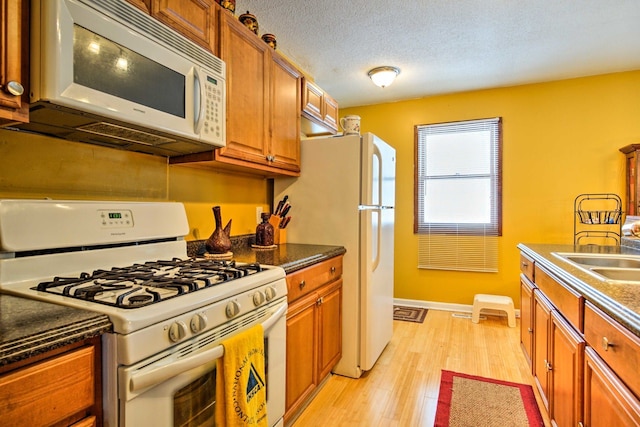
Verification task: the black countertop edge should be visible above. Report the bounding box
[0,294,112,367]
[517,243,640,339]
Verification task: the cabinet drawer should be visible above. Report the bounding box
[287,256,343,302]
[534,265,583,330]
[584,301,640,398]
[0,345,95,426]
[520,252,535,282]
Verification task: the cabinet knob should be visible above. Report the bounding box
[521,261,529,267]
[299,280,306,289]
[316,297,324,306]
[544,359,552,371]
[602,336,613,351]
[4,81,24,96]
[330,266,336,274]
[527,328,533,334]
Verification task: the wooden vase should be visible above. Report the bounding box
[205,206,232,253]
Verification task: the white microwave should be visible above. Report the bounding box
[20,0,226,156]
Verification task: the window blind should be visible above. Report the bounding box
[415,117,502,272]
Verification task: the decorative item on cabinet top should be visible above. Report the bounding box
[220,0,235,14]
[261,33,277,50]
[238,11,258,34]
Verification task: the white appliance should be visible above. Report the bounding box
[16,0,226,157]
[0,200,286,427]
[274,132,396,378]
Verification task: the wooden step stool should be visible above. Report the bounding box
[471,294,516,327]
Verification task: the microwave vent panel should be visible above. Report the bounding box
[77,122,175,146]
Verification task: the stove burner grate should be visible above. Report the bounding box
[33,257,265,308]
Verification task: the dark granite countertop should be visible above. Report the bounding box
[188,237,346,274]
[518,242,640,339]
[0,294,112,366]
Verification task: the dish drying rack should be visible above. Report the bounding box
[574,193,622,245]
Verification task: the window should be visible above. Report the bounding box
[414,117,502,271]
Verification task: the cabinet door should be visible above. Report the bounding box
[533,290,552,411]
[317,279,342,379]
[0,345,96,426]
[0,0,28,124]
[285,292,318,420]
[301,79,323,122]
[322,92,339,133]
[269,54,301,173]
[549,310,585,427]
[151,0,217,53]
[520,276,534,370]
[584,346,640,427]
[124,0,151,13]
[217,10,270,165]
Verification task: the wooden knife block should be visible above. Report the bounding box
[269,215,287,244]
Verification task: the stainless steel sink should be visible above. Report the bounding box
[590,268,640,282]
[551,252,640,284]
[560,254,640,269]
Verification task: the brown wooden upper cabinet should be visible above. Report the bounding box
[0,0,29,125]
[124,0,218,54]
[301,78,339,136]
[620,144,640,216]
[171,6,302,177]
[150,0,218,54]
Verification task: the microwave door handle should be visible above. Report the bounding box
[129,303,287,393]
[193,66,206,134]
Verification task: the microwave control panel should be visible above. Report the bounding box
[201,72,225,146]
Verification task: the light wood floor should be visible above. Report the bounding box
[291,309,552,427]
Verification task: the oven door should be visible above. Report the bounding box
[117,299,286,427]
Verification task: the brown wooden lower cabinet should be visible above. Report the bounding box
[533,290,552,411]
[549,310,584,427]
[0,337,102,427]
[519,275,535,370]
[530,270,585,427]
[584,346,640,426]
[520,249,640,427]
[284,255,343,425]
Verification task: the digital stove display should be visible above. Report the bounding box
[34,258,263,308]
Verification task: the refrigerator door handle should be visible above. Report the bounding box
[372,208,381,272]
[373,144,383,206]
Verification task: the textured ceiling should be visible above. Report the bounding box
[234,0,640,108]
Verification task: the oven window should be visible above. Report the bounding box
[73,24,186,118]
[174,369,216,427]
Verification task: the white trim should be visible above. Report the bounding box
[394,298,521,318]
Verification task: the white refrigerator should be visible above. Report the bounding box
[274,132,396,378]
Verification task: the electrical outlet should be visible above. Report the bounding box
[256,206,263,224]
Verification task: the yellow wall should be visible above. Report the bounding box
[341,70,640,307]
[0,129,269,238]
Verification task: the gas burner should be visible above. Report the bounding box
[32,257,266,309]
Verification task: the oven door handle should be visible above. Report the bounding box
[129,303,287,393]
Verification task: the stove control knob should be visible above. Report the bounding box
[190,313,208,333]
[253,291,266,306]
[225,301,241,318]
[265,286,277,301]
[168,321,188,342]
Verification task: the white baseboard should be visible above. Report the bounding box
[393,297,521,318]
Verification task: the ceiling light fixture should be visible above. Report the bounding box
[368,66,400,88]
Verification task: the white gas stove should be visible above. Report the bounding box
[0,199,287,427]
